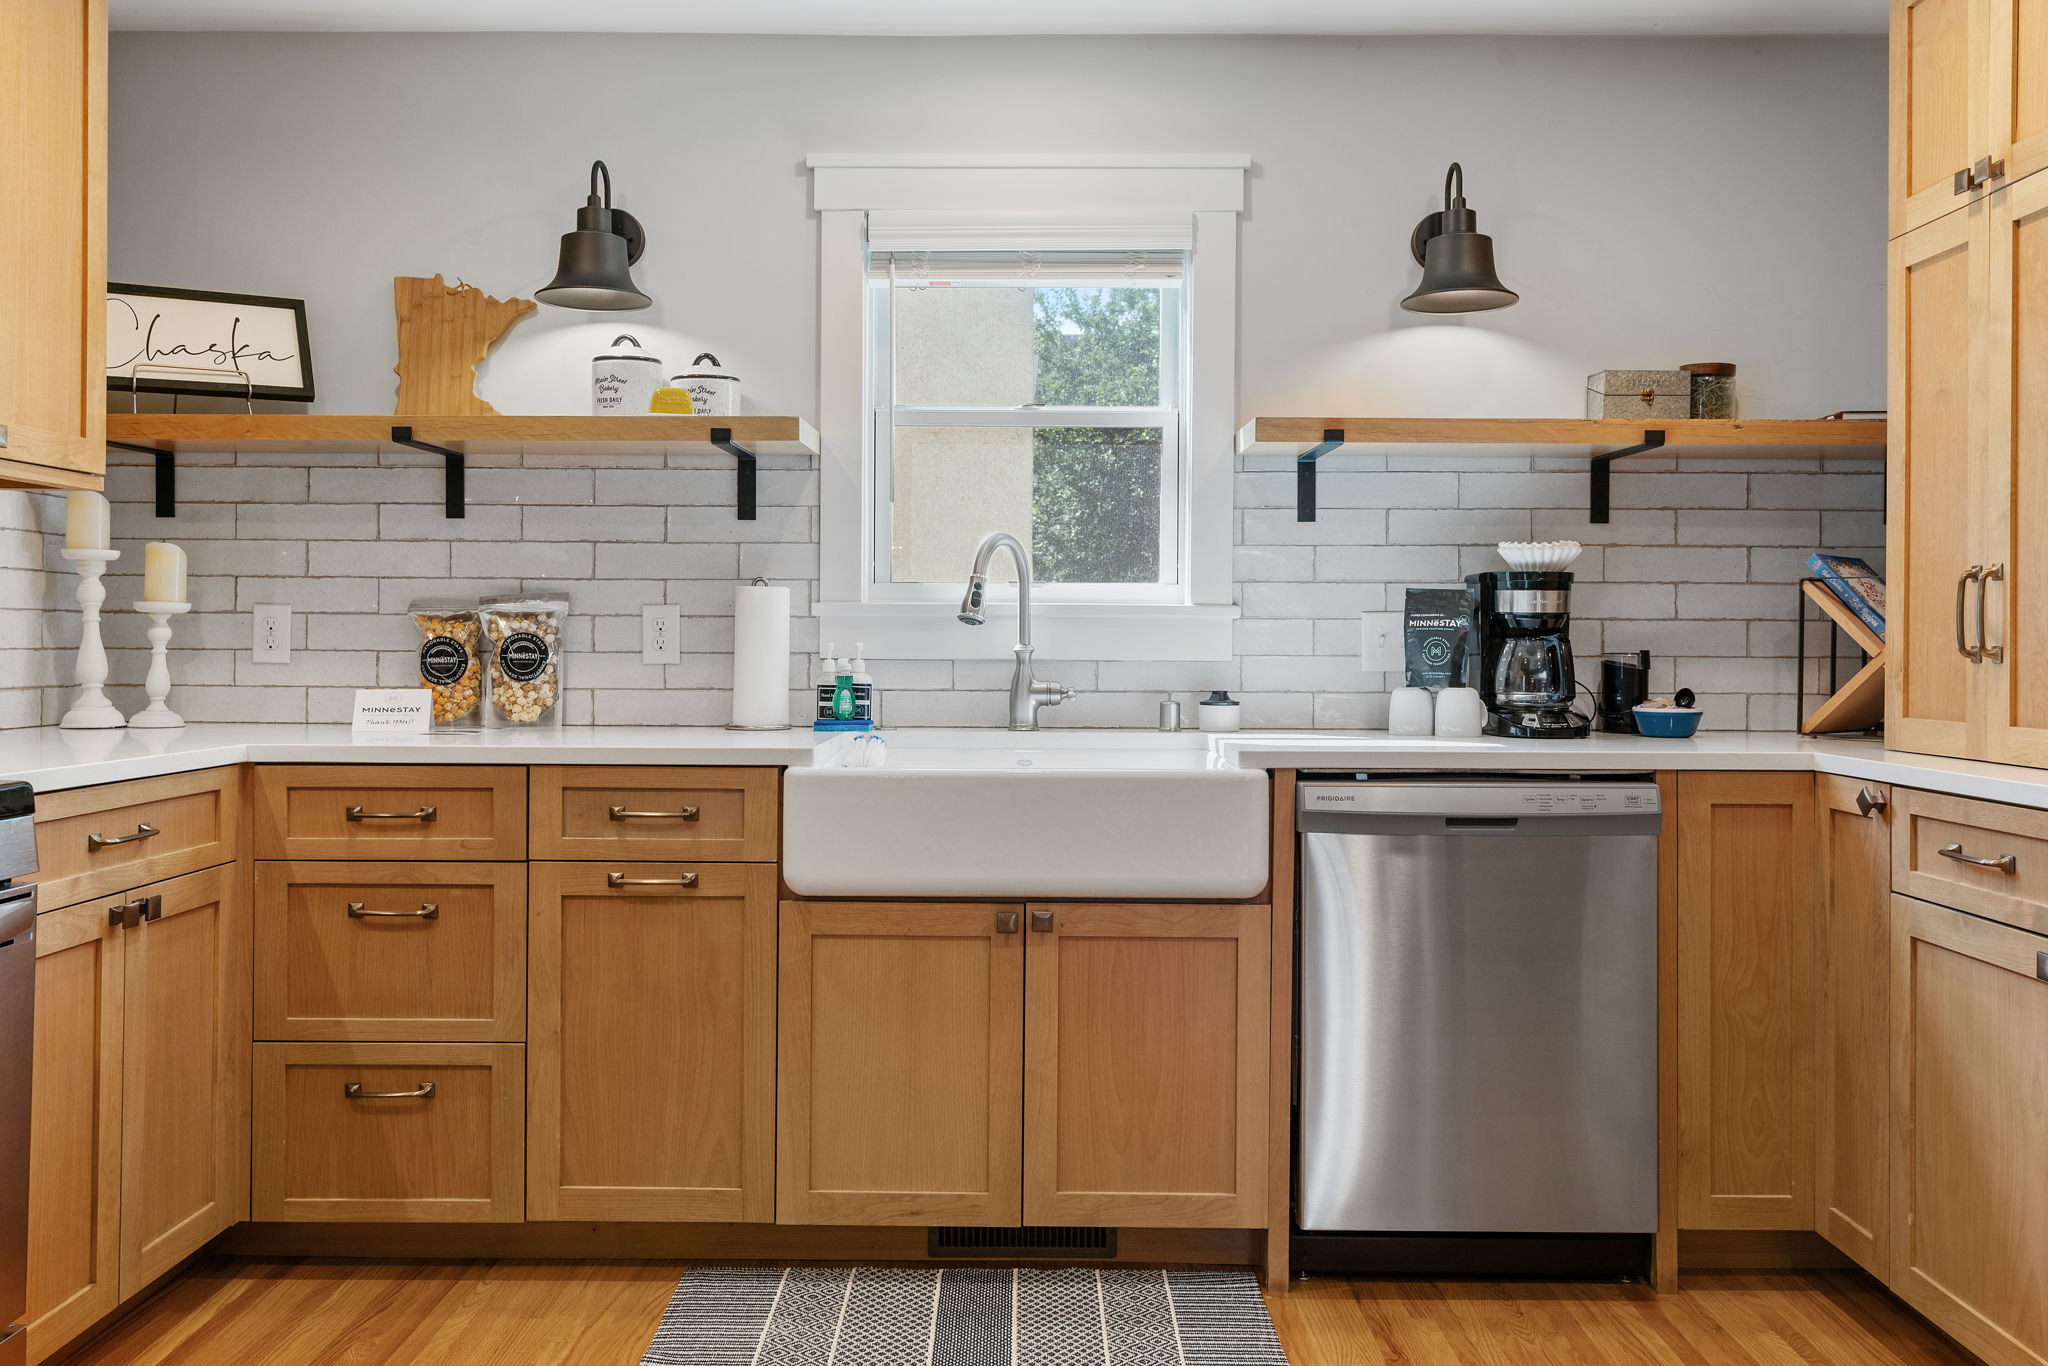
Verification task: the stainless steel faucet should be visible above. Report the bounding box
[957,531,1076,731]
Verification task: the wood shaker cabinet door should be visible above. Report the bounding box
[25,903,122,1366]
[1991,0,2048,186]
[527,863,774,1222]
[1893,0,1987,237]
[1981,172,2048,766]
[253,765,525,861]
[253,861,525,1042]
[0,0,105,487]
[253,1042,523,1223]
[777,901,1023,1227]
[1889,897,2048,1366]
[1888,206,1990,760]
[1022,903,1268,1229]
[528,767,778,862]
[117,863,248,1293]
[1815,776,1893,1274]
[1676,772,1818,1230]
[29,768,239,913]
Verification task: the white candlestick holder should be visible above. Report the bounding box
[128,601,192,729]
[58,548,125,729]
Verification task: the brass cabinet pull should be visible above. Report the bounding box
[606,871,699,888]
[344,1081,435,1100]
[1030,909,1055,933]
[1855,786,1888,817]
[346,901,440,920]
[345,805,438,822]
[995,910,1021,934]
[1979,563,2006,662]
[608,805,700,821]
[87,823,159,852]
[1938,842,2017,874]
[1956,566,1984,661]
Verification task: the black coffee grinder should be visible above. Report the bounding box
[1467,571,1591,739]
[1597,650,1652,733]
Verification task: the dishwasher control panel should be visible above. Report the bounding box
[1299,781,1662,818]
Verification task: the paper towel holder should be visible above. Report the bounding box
[726,577,796,732]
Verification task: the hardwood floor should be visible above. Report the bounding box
[58,1258,1973,1366]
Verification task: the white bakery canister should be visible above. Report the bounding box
[591,334,664,415]
[675,352,740,417]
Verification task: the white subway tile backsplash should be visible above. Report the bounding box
[0,442,1885,731]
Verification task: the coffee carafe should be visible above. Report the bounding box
[1466,571,1591,739]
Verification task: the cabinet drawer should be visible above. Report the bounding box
[1893,788,2048,934]
[529,766,777,862]
[252,1042,523,1222]
[253,766,525,861]
[30,768,240,911]
[253,862,525,1042]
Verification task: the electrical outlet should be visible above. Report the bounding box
[252,604,291,663]
[642,604,681,664]
[1360,611,1404,673]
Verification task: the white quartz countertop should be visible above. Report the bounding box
[4,722,2048,811]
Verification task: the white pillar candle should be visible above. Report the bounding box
[64,491,110,550]
[142,542,187,604]
[730,582,792,729]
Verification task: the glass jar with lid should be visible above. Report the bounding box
[479,593,569,728]
[1680,362,1737,419]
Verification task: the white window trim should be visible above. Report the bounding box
[811,153,1247,662]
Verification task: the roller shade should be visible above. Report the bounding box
[869,248,1186,283]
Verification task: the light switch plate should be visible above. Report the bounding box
[1359,611,1404,673]
[642,604,680,663]
[251,604,291,663]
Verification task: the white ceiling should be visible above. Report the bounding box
[110,0,1887,36]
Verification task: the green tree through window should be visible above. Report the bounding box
[1030,286,1164,584]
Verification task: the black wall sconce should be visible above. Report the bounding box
[536,160,651,310]
[1401,162,1518,314]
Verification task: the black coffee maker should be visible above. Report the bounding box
[1466,571,1591,739]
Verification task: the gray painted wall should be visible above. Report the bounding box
[0,31,1887,731]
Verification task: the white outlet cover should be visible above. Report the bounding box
[1359,611,1404,673]
[251,604,291,663]
[642,604,681,664]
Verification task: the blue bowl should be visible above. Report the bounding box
[1632,706,1703,738]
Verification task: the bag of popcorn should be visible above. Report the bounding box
[409,600,484,731]
[479,593,569,728]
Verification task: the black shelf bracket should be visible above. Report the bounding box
[709,427,758,521]
[1588,429,1666,523]
[391,426,465,518]
[1295,429,1346,522]
[107,441,176,517]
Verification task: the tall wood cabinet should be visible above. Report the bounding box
[1890,0,2048,768]
[1675,772,1818,1230]
[0,0,105,492]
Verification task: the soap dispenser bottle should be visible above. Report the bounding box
[850,643,876,726]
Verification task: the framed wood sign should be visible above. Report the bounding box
[106,283,316,402]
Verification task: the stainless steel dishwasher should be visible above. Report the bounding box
[1295,776,1659,1261]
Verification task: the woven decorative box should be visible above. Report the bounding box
[1585,369,1689,420]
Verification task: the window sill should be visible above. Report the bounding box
[815,601,1238,661]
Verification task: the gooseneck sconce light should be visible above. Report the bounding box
[1401,162,1519,314]
[536,160,652,311]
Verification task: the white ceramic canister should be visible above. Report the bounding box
[1196,690,1241,733]
[591,334,664,415]
[675,352,740,417]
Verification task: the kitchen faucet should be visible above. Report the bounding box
[956,531,1076,731]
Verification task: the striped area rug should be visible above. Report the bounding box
[641,1266,1288,1366]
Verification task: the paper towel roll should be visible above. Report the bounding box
[731,582,792,729]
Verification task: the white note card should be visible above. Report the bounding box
[351,688,432,737]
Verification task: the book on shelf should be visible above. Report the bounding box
[1807,553,1885,640]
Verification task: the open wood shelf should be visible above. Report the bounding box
[1236,416,1886,455]
[104,413,819,457]
[101,414,819,520]
[1234,416,1887,521]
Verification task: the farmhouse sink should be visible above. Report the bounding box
[781,730,1269,899]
